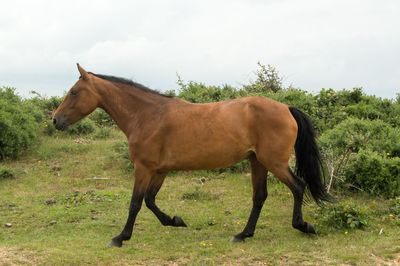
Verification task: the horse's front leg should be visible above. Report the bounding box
[145,173,187,227]
[108,164,152,248]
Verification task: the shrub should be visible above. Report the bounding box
[344,150,400,197]
[43,120,58,136]
[112,140,133,172]
[321,118,399,155]
[211,160,249,173]
[313,89,349,133]
[178,81,241,103]
[181,186,218,201]
[0,168,15,179]
[25,92,64,136]
[387,197,400,219]
[316,201,368,230]
[93,126,113,139]
[67,119,97,135]
[88,109,115,127]
[319,118,400,191]
[243,62,283,93]
[0,87,39,159]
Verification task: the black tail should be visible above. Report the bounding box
[289,106,334,204]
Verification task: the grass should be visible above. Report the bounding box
[0,131,399,265]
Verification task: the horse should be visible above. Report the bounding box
[52,64,333,248]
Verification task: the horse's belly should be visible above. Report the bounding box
[161,138,253,170]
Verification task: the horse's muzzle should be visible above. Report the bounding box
[52,115,68,131]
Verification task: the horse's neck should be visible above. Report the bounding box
[96,82,168,137]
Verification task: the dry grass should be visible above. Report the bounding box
[0,247,42,266]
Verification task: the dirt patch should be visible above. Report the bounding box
[371,253,400,266]
[0,247,40,266]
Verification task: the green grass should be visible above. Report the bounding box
[0,131,399,265]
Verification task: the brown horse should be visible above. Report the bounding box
[53,64,333,247]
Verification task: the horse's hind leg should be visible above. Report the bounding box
[145,173,187,227]
[271,166,316,234]
[233,154,268,242]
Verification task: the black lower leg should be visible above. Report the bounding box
[232,202,265,242]
[233,156,268,242]
[108,193,144,247]
[145,196,187,227]
[289,169,316,234]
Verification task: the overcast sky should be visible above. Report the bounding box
[1,0,399,99]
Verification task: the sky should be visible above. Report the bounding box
[0,0,399,99]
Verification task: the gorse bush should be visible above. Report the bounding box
[93,126,113,139]
[178,81,241,103]
[67,119,97,135]
[320,118,399,156]
[388,197,400,219]
[0,87,39,159]
[316,201,368,230]
[0,168,15,179]
[243,62,283,93]
[112,140,133,172]
[319,118,400,195]
[89,109,115,127]
[344,150,400,197]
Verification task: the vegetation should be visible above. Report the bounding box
[0,87,41,159]
[0,63,399,264]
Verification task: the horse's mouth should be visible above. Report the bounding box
[54,122,69,131]
[60,124,69,131]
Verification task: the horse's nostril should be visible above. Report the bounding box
[53,118,57,125]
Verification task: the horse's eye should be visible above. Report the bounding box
[70,91,78,96]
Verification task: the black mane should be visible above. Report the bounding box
[90,73,172,98]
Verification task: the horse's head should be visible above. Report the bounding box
[52,64,101,130]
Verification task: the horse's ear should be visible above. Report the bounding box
[77,63,89,80]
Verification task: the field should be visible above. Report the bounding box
[0,131,399,265]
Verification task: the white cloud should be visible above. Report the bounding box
[0,0,399,98]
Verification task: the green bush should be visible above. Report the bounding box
[320,118,399,195]
[25,92,63,136]
[0,168,15,179]
[0,87,39,159]
[211,160,249,173]
[88,109,115,127]
[112,140,133,172]
[178,81,241,103]
[93,127,113,139]
[316,201,368,230]
[67,119,97,135]
[181,186,218,201]
[344,150,400,197]
[320,118,399,156]
[43,120,58,136]
[387,197,400,219]
[243,62,283,93]
[27,92,62,118]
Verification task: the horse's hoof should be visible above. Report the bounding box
[172,216,187,227]
[107,239,123,248]
[306,222,316,234]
